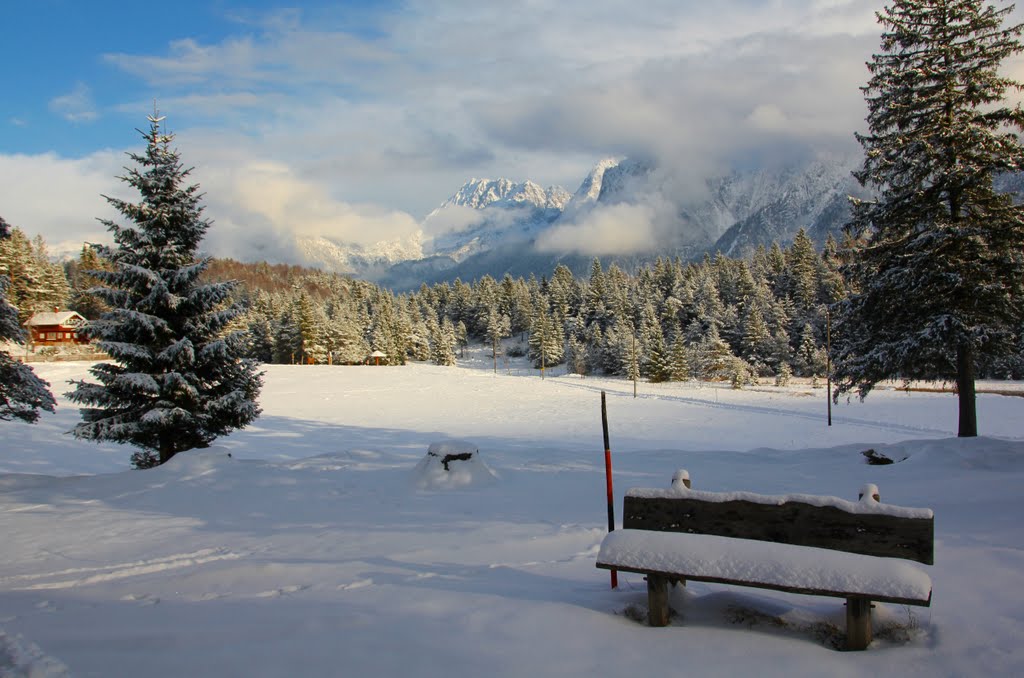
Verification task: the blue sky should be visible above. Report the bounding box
[3,1,1021,262]
[3,1,395,155]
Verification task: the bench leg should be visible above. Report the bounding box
[647,575,670,627]
[845,597,872,651]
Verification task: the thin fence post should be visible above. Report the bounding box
[601,391,617,588]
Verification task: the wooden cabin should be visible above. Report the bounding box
[24,309,89,347]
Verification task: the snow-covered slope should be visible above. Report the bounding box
[710,156,863,256]
[437,177,570,212]
[561,157,621,216]
[424,178,570,259]
[294,232,424,280]
[2,358,1024,677]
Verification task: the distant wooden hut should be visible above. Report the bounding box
[24,309,89,347]
[366,350,387,366]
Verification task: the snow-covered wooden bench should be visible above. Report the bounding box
[596,472,934,650]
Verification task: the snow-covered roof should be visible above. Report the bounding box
[24,311,86,328]
[368,350,387,358]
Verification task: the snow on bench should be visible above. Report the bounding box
[598,530,933,603]
[596,472,934,651]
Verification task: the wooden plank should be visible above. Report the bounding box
[596,562,932,607]
[845,597,873,651]
[623,496,934,565]
[647,575,670,627]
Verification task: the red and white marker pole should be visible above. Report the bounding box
[601,391,617,589]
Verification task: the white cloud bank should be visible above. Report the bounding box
[536,202,660,256]
[8,0,1024,261]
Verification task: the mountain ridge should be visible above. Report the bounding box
[292,154,865,289]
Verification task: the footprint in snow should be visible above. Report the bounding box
[337,578,374,590]
[256,584,310,598]
[120,594,160,606]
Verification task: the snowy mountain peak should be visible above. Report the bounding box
[572,157,622,205]
[442,178,569,211]
[295,232,424,279]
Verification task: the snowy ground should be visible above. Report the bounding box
[1,348,1023,677]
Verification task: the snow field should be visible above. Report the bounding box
[0,355,1022,677]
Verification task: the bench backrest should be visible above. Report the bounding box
[623,493,934,565]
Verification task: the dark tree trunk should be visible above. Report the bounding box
[159,442,176,466]
[956,344,978,437]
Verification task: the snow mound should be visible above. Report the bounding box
[413,441,498,490]
[156,446,235,476]
[0,629,70,677]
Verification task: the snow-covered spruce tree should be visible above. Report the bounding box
[0,217,56,423]
[67,115,262,467]
[0,226,70,321]
[834,0,1024,436]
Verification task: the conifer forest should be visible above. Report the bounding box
[4,222,1021,386]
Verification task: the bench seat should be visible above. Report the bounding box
[597,528,932,606]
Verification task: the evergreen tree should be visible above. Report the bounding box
[294,292,326,363]
[431,317,457,366]
[833,0,1024,437]
[485,307,511,373]
[528,303,563,372]
[699,325,739,381]
[740,304,773,373]
[246,314,275,363]
[0,226,69,321]
[0,217,56,422]
[645,328,670,383]
[274,310,302,364]
[455,320,468,358]
[67,115,262,467]
[67,245,112,319]
[669,333,691,382]
[567,333,588,377]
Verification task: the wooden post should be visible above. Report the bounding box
[632,333,638,398]
[826,306,832,427]
[601,391,617,589]
[647,575,670,626]
[845,597,872,650]
[541,329,546,380]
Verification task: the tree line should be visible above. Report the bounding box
[4,202,1023,390]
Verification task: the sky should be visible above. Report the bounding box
[2,0,1021,262]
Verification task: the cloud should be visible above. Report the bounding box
[49,83,98,123]
[189,158,421,260]
[536,202,660,256]
[12,0,1024,264]
[0,143,422,265]
[420,205,482,239]
[0,151,124,256]
[92,1,892,224]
